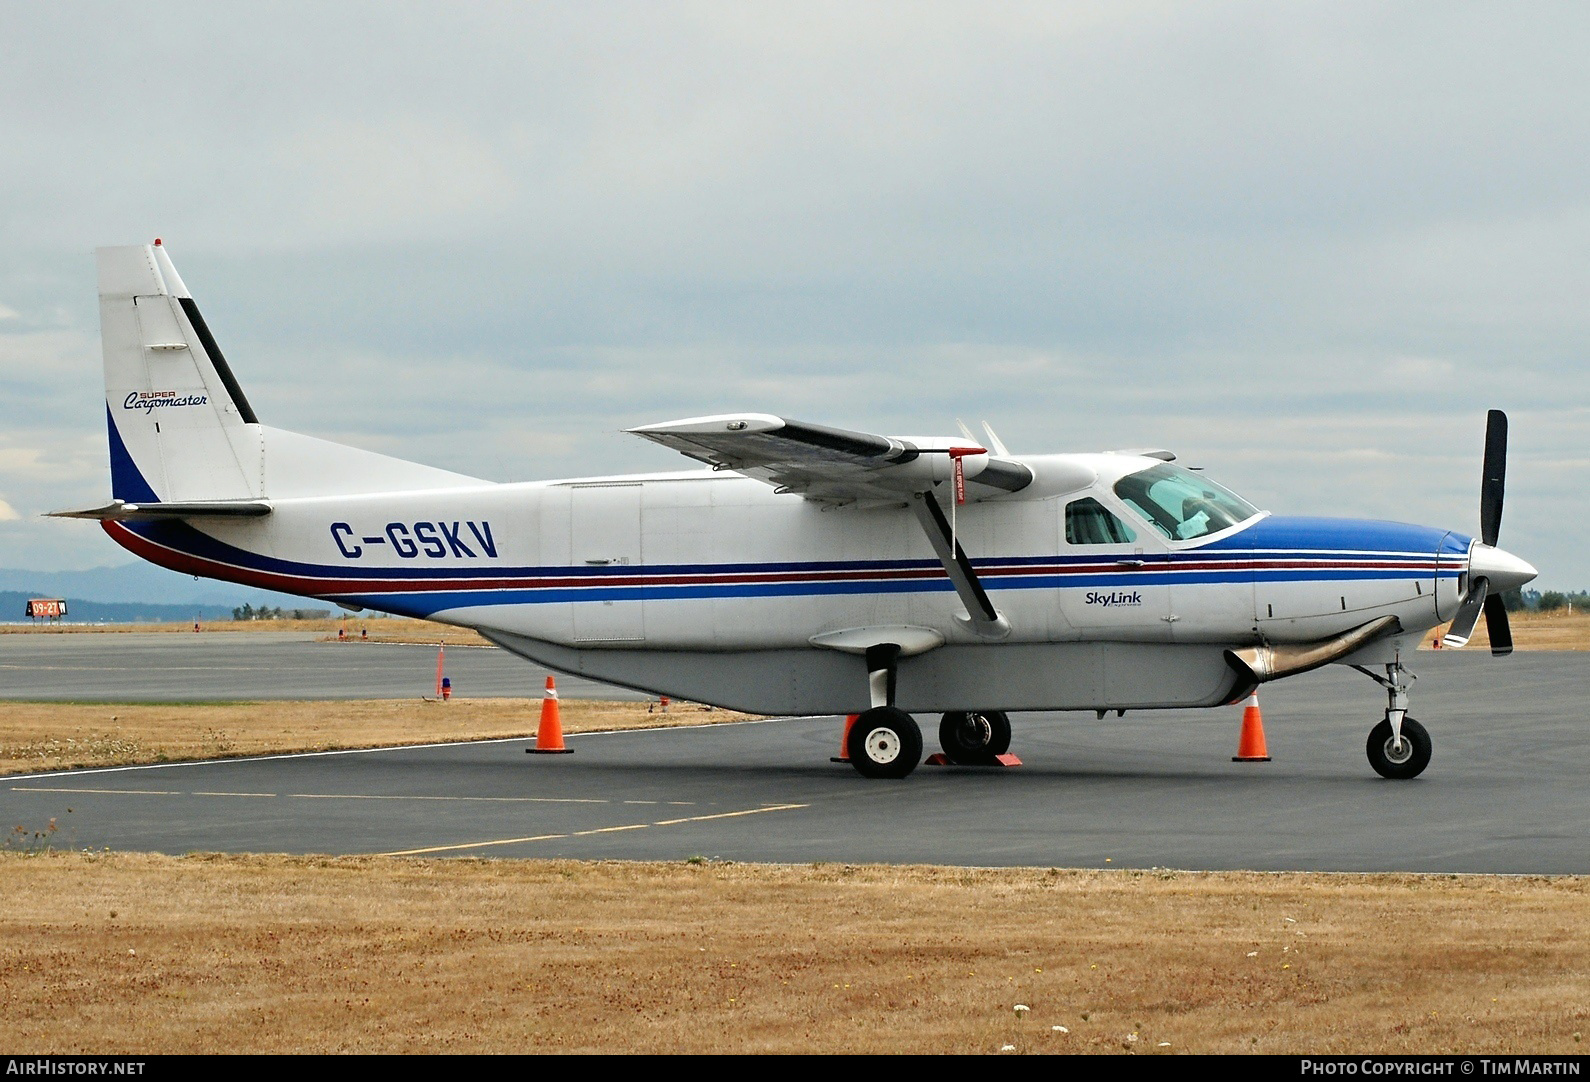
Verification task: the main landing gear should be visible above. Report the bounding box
[844,644,1015,778]
[1352,659,1432,780]
[846,644,923,779]
[937,710,1012,766]
[847,706,923,779]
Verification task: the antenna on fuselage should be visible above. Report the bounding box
[956,419,1011,457]
[980,421,1010,457]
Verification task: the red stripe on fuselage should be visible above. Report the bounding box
[104,521,1454,601]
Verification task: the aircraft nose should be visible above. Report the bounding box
[1469,543,1538,592]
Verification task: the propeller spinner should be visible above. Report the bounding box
[1443,410,1537,655]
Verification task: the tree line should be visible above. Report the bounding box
[1502,589,1585,613]
[231,603,332,621]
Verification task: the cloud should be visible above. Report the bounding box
[0,3,1586,583]
[255,118,518,246]
[0,498,20,521]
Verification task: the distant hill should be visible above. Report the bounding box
[0,590,239,625]
[0,563,324,609]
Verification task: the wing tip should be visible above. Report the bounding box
[628,413,786,436]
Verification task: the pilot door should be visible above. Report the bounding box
[1054,495,1173,641]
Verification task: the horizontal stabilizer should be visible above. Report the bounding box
[47,498,273,521]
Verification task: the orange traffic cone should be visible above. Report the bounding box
[830,714,860,763]
[527,675,574,754]
[1232,691,1271,762]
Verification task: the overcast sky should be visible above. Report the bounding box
[1,2,1586,586]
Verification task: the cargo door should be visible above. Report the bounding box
[570,482,645,643]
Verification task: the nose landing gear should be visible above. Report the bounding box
[1351,658,1432,779]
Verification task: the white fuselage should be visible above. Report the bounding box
[106,453,1470,715]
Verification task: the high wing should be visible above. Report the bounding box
[627,413,1032,505]
[630,414,1028,639]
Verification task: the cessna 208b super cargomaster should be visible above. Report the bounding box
[57,242,1538,779]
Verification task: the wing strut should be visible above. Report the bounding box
[909,490,1011,640]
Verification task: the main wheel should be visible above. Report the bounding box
[937,710,1012,765]
[847,706,923,779]
[1366,716,1432,780]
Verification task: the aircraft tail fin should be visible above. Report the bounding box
[97,241,262,504]
[96,241,486,504]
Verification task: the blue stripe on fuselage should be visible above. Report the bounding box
[1207,515,1469,558]
[115,511,1468,619]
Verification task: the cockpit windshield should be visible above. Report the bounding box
[1112,463,1259,542]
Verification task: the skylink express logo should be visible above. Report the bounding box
[1085,590,1143,607]
[123,390,208,413]
[331,521,498,560]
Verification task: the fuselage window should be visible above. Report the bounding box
[1065,497,1137,545]
[1113,463,1259,542]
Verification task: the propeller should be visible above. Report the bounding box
[1480,409,1506,547]
[1443,410,1532,655]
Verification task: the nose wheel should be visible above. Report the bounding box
[1352,658,1433,779]
[937,710,1012,765]
[1367,715,1431,779]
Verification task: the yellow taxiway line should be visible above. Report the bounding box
[377,803,810,857]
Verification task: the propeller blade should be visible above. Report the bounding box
[1484,593,1513,656]
[1443,577,1489,648]
[1480,409,1507,547]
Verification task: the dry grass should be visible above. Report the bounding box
[0,852,1582,1054]
[318,622,492,646]
[3,616,493,646]
[17,610,1590,650]
[1470,610,1590,651]
[0,699,754,776]
[1417,610,1590,651]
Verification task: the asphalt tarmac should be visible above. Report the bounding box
[2,646,1586,872]
[0,631,645,701]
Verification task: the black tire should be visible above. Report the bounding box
[1366,716,1431,780]
[847,706,923,779]
[937,710,1013,765]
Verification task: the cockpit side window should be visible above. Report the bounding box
[1112,463,1258,542]
[1065,497,1137,545]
